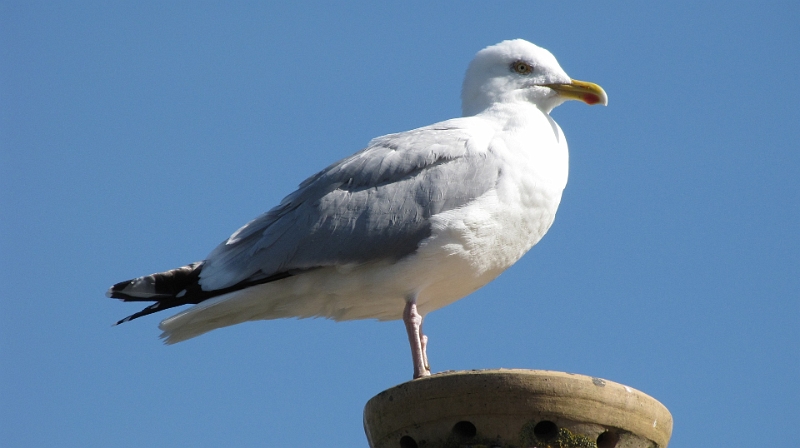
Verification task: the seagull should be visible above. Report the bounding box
[108,39,607,379]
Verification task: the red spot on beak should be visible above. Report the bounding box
[583,93,600,105]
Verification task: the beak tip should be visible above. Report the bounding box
[554,79,608,107]
[583,93,608,106]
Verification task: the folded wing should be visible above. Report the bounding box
[199,118,500,291]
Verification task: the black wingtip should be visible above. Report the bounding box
[109,262,206,324]
[108,262,297,325]
[106,279,144,302]
[107,282,134,301]
[114,301,168,325]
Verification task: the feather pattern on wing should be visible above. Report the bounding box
[198,117,500,291]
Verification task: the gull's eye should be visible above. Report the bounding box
[511,60,533,75]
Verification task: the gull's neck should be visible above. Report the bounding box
[470,101,551,125]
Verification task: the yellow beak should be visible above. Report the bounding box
[544,79,608,106]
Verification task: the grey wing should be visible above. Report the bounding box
[198,120,499,291]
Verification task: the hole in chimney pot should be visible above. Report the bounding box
[597,431,620,448]
[399,435,418,448]
[533,420,558,440]
[452,420,477,439]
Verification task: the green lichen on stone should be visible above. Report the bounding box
[519,422,597,448]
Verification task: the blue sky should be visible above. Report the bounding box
[2,2,798,447]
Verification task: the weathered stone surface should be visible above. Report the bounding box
[364,369,672,448]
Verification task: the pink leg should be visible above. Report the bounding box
[403,300,431,379]
[420,324,429,373]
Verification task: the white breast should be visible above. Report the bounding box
[407,104,569,314]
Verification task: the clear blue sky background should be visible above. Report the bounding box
[2,2,798,447]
